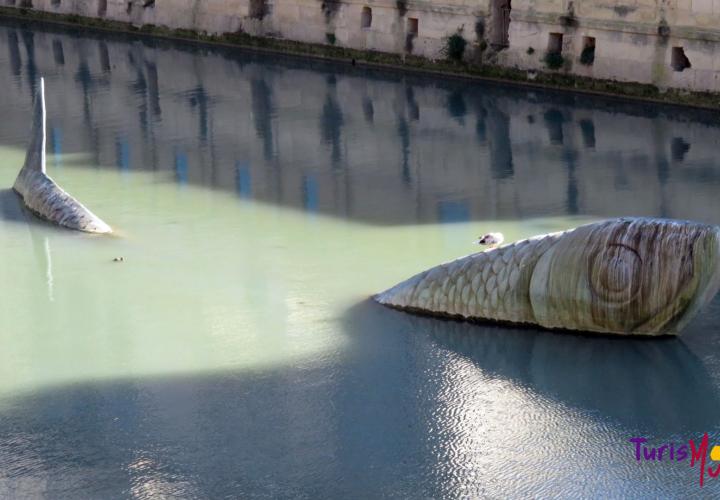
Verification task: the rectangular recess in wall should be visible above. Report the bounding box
[361,6,372,29]
[548,33,563,54]
[408,17,419,36]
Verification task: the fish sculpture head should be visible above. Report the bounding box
[529,218,720,335]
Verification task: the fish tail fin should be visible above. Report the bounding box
[23,77,46,175]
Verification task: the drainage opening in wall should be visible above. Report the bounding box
[19,0,32,7]
[671,47,691,72]
[361,6,372,29]
[51,0,60,7]
[580,36,595,65]
[98,0,107,16]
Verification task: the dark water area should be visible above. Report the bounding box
[1,16,720,499]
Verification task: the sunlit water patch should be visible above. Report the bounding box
[0,148,592,398]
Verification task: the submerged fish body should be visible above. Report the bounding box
[13,78,111,234]
[375,218,720,336]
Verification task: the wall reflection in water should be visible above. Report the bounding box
[2,19,720,225]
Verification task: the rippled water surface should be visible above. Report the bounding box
[2,17,720,499]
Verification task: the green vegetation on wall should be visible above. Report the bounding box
[443,30,467,62]
[544,52,564,70]
[580,45,595,66]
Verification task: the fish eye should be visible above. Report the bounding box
[588,243,642,307]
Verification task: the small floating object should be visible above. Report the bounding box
[13,78,112,234]
[112,257,124,262]
[375,218,720,336]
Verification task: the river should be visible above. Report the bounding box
[1,17,720,498]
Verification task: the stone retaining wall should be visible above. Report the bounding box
[6,0,720,93]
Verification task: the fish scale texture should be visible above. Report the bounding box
[376,231,567,325]
[14,169,111,234]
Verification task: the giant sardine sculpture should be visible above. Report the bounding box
[13,78,112,234]
[375,218,720,336]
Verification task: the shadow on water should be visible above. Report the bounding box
[0,365,353,498]
[343,300,720,435]
[2,302,720,497]
[1,18,720,226]
[0,188,26,223]
[0,189,56,231]
[0,347,445,498]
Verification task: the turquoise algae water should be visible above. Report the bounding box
[1,18,720,498]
